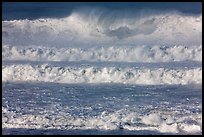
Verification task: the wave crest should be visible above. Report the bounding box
[2,64,202,85]
[2,45,202,62]
[2,11,202,46]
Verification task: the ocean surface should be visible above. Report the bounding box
[2,2,202,135]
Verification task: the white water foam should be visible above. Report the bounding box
[2,107,202,134]
[2,64,202,85]
[2,45,202,62]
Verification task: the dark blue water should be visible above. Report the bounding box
[2,2,202,20]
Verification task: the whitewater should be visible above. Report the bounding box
[2,6,202,135]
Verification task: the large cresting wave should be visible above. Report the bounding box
[2,9,202,47]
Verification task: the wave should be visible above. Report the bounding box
[2,107,202,134]
[2,10,202,47]
[2,45,202,62]
[2,64,202,85]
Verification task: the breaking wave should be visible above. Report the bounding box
[2,64,202,85]
[2,8,202,85]
[2,45,202,62]
[2,9,202,47]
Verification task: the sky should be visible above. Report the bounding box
[2,2,202,20]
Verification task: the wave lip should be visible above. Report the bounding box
[2,45,202,63]
[2,13,202,46]
[2,64,202,85]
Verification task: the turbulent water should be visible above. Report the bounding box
[2,5,202,135]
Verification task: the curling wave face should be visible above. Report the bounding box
[2,9,202,47]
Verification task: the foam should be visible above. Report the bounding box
[179,123,201,133]
[2,64,202,85]
[2,107,202,134]
[141,113,162,126]
[2,45,202,62]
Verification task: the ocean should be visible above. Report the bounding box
[2,2,202,135]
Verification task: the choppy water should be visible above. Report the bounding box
[2,2,202,135]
